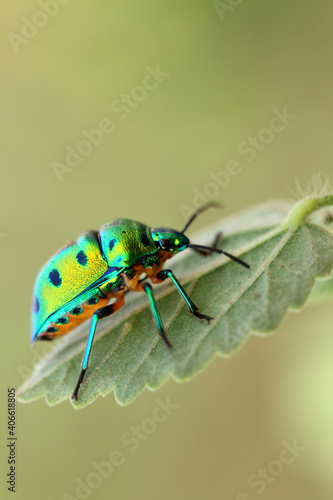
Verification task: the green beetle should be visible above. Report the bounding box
[31,204,249,400]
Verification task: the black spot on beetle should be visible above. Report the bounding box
[56,317,69,324]
[49,269,62,287]
[71,307,83,315]
[122,230,126,234]
[33,296,40,314]
[46,326,57,333]
[98,289,108,299]
[87,297,99,305]
[39,335,52,341]
[108,239,116,251]
[141,233,150,247]
[76,250,88,266]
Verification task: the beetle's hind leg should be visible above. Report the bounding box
[72,297,125,401]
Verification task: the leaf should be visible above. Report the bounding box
[18,195,333,409]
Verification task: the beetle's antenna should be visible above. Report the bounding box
[189,244,222,255]
[189,244,250,269]
[180,202,222,234]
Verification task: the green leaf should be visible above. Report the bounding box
[18,195,333,409]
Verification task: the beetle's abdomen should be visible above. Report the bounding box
[34,269,126,340]
[37,293,110,339]
[32,231,108,340]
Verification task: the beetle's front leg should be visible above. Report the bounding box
[152,269,213,322]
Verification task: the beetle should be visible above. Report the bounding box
[31,204,249,400]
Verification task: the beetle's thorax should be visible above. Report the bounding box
[157,249,174,265]
[130,262,164,287]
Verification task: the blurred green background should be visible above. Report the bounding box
[1,1,333,499]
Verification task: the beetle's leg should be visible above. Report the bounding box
[190,232,222,257]
[211,231,222,249]
[72,297,124,401]
[142,282,173,349]
[154,269,213,321]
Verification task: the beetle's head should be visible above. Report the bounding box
[150,203,250,269]
[151,228,189,254]
[151,203,219,255]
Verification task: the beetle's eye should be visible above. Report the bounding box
[159,238,172,250]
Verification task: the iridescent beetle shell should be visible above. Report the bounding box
[32,219,158,342]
